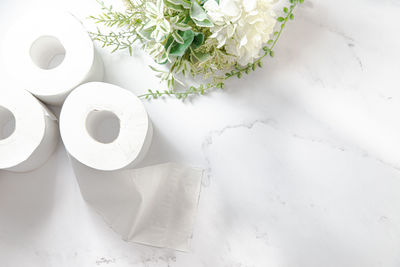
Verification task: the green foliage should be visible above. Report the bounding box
[90,0,304,100]
[167,30,194,56]
[139,81,225,100]
[190,1,213,27]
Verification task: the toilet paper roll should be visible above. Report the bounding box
[0,86,59,172]
[60,82,202,251]
[2,9,104,106]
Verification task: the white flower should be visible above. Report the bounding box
[204,0,276,66]
[143,0,171,42]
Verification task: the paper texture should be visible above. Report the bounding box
[2,9,104,105]
[71,160,202,251]
[0,8,201,251]
[60,82,202,251]
[0,87,59,172]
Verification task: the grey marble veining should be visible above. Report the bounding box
[1,0,400,266]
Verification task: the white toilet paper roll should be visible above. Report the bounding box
[60,82,202,251]
[0,87,59,172]
[2,10,103,106]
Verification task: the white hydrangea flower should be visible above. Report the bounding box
[204,0,276,66]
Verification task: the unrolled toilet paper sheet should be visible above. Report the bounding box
[60,82,203,251]
[71,159,202,251]
[0,83,203,251]
[0,7,202,248]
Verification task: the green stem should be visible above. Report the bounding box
[135,0,301,99]
[139,0,301,99]
[137,81,221,99]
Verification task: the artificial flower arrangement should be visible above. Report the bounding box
[90,0,303,99]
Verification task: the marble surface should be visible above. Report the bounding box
[1,0,400,266]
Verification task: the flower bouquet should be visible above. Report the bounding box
[90,0,303,99]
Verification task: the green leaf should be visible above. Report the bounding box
[192,18,213,27]
[174,22,192,31]
[145,2,159,16]
[277,17,285,22]
[269,50,275,57]
[168,30,195,57]
[163,0,185,11]
[190,1,213,27]
[165,35,174,51]
[172,31,184,44]
[138,24,156,40]
[190,1,208,21]
[149,65,162,72]
[167,0,190,9]
[192,50,210,62]
[192,32,204,49]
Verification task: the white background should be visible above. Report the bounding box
[1,0,400,266]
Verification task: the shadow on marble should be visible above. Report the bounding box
[0,142,61,239]
[137,123,182,168]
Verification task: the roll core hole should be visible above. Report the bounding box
[30,35,66,69]
[0,106,16,140]
[86,110,120,144]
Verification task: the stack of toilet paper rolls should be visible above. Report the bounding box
[0,10,202,251]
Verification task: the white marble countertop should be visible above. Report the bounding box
[1,0,400,266]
